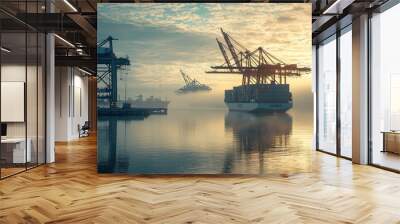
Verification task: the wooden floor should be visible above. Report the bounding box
[1,135,400,223]
[373,151,400,171]
[1,167,26,178]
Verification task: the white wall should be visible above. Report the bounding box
[1,65,36,138]
[55,67,89,141]
[1,65,26,81]
[55,66,69,141]
[71,72,89,138]
[1,65,26,140]
[1,63,46,164]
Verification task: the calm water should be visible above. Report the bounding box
[98,108,313,174]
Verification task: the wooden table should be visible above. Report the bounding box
[1,138,31,164]
[382,131,400,154]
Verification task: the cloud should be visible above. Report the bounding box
[97,3,311,108]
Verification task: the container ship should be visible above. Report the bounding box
[127,95,170,113]
[97,95,169,116]
[207,28,309,113]
[225,84,292,112]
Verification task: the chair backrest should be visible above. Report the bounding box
[82,121,90,129]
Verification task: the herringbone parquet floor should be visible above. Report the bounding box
[1,135,400,224]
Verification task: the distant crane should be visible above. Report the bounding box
[176,69,211,94]
[207,28,310,85]
[97,36,130,107]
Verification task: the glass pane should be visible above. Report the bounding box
[1,31,27,177]
[38,33,45,165]
[26,0,40,169]
[0,1,46,178]
[371,4,400,171]
[27,31,38,169]
[317,36,337,154]
[340,28,352,158]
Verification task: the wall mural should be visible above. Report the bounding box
[97,3,313,174]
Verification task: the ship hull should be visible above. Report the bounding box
[98,107,150,116]
[226,102,292,112]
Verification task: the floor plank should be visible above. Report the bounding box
[1,134,400,223]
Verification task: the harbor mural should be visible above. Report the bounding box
[97,3,312,174]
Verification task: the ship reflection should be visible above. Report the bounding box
[225,112,292,151]
[97,116,145,173]
[223,112,293,173]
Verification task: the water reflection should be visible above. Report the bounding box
[98,109,311,174]
[225,112,292,152]
[223,112,292,173]
[97,116,145,173]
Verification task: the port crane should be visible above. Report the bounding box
[97,36,130,107]
[207,28,310,86]
[176,69,211,94]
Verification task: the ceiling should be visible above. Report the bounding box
[311,0,391,43]
[0,0,97,72]
[98,0,312,2]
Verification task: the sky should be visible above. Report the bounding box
[98,3,312,110]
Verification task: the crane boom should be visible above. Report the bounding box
[98,36,118,50]
[180,69,193,84]
[216,38,233,72]
[221,28,242,71]
[207,29,310,86]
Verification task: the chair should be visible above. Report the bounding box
[78,121,90,138]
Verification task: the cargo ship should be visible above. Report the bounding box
[126,95,170,114]
[98,95,169,116]
[97,106,150,117]
[224,83,292,112]
[127,95,169,110]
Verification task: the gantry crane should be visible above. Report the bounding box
[176,69,211,94]
[180,70,194,85]
[207,28,310,85]
[97,36,130,107]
